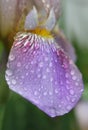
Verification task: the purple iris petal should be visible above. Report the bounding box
[55,30,76,62]
[5,32,84,117]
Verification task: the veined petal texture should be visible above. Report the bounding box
[5,32,84,117]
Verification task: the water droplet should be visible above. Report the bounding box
[60,81,63,85]
[31,70,34,73]
[24,87,27,91]
[55,89,58,94]
[49,62,53,67]
[46,68,50,73]
[43,91,47,96]
[59,105,61,108]
[72,76,77,80]
[25,65,29,69]
[75,82,78,86]
[39,62,43,67]
[26,72,29,76]
[66,96,70,101]
[50,108,55,116]
[6,69,13,76]
[50,77,53,82]
[21,76,24,79]
[66,80,70,84]
[12,79,16,85]
[66,105,71,110]
[42,75,46,79]
[70,70,75,75]
[31,61,34,65]
[9,54,15,61]
[34,91,38,96]
[55,81,58,85]
[71,98,76,103]
[65,73,69,78]
[37,74,41,78]
[38,68,41,72]
[45,57,48,61]
[80,89,84,92]
[62,63,68,69]
[55,59,57,63]
[17,62,21,67]
[66,85,70,90]
[69,89,74,95]
[49,91,52,95]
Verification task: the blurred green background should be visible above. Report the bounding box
[0,0,88,130]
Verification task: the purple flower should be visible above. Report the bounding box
[5,7,84,117]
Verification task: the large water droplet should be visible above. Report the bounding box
[6,69,13,76]
[69,89,74,95]
[9,54,15,61]
[17,62,21,67]
[12,79,16,85]
[66,105,71,110]
[34,91,38,96]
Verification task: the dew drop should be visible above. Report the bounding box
[59,105,61,108]
[45,57,48,61]
[34,91,38,96]
[60,81,63,85]
[50,77,53,82]
[66,105,71,110]
[72,76,77,80]
[49,91,52,95]
[80,88,84,92]
[66,80,70,84]
[70,70,75,75]
[66,96,70,101]
[6,69,13,76]
[31,70,34,73]
[26,72,29,76]
[9,54,15,61]
[71,98,76,103]
[12,79,16,85]
[55,59,57,63]
[50,108,56,116]
[24,87,27,91]
[39,62,43,67]
[55,89,58,94]
[43,91,47,96]
[5,76,9,81]
[65,73,69,78]
[37,74,41,78]
[21,76,24,79]
[42,75,46,79]
[46,68,50,73]
[17,62,21,67]
[66,85,70,90]
[55,81,58,85]
[49,62,53,67]
[69,89,74,95]
[75,82,79,86]
[31,61,34,65]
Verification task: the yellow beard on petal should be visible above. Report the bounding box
[29,27,53,39]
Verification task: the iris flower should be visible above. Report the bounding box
[1,0,84,117]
